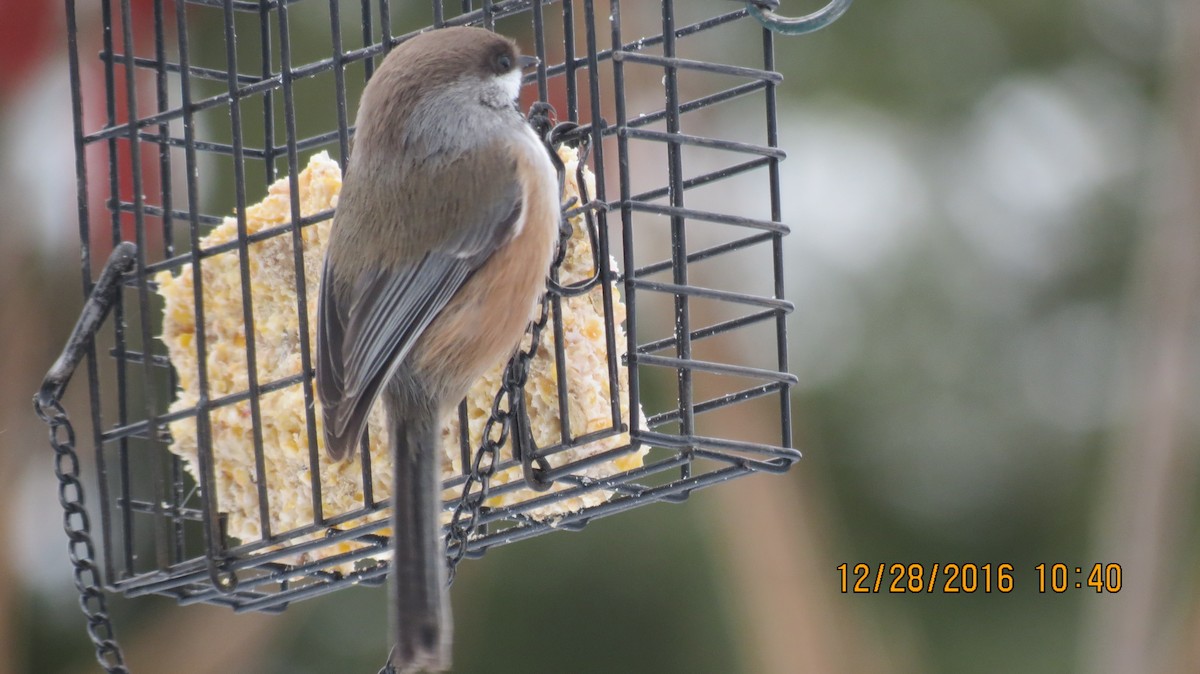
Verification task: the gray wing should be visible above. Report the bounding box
[316,171,524,461]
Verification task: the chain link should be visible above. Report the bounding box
[34,397,130,674]
[443,271,555,582]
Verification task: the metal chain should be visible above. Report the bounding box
[32,242,135,673]
[34,397,130,674]
[442,286,555,582]
[442,103,580,582]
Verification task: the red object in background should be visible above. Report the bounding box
[0,0,56,98]
[1,0,174,262]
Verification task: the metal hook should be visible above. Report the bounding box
[741,0,854,36]
[37,242,137,410]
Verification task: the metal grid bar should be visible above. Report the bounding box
[61,0,814,613]
[98,0,128,584]
[660,0,694,483]
[150,0,180,573]
[171,0,225,589]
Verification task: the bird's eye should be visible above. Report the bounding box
[495,54,512,71]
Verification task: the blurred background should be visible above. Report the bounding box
[2,0,1198,672]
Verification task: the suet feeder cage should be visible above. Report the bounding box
[35,0,852,670]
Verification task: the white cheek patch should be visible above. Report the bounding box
[498,69,523,101]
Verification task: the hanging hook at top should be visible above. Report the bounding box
[738,0,854,36]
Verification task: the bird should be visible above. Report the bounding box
[314,26,559,673]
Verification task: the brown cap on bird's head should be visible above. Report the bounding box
[388,26,534,83]
[351,26,538,156]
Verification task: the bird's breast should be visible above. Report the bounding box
[412,128,560,403]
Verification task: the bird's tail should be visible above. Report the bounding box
[385,398,451,673]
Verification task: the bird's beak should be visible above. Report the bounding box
[518,55,540,71]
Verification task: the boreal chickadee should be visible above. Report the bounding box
[315,26,557,673]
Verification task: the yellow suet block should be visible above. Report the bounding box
[155,149,645,570]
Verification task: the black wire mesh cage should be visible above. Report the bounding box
[38,0,851,668]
